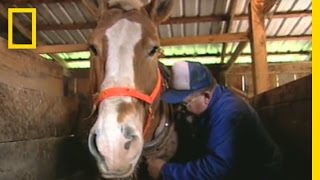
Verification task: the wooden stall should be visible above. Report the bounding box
[0,38,87,180]
[250,74,312,180]
[226,62,312,97]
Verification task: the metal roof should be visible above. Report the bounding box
[2,0,312,68]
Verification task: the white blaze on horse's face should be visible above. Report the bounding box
[91,19,143,177]
[102,19,142,89]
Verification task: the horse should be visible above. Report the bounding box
[86,0,177,179]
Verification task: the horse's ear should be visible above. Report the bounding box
[145,0,175,24]
[97,0,108,20]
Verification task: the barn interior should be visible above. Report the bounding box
[0,0,312,179]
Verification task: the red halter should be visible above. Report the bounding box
[95,69,163,138]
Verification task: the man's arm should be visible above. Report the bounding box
[161,112,241,180]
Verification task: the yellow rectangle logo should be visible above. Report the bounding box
[8,8,36,49]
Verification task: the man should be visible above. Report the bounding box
[147,61,282,180]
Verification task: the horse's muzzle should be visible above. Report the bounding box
[88,133,136,178]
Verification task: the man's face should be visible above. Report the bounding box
[182,93,209,116]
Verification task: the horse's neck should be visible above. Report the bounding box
[142,102,177,160]
[158,62,171,85]
[142,99,162,142]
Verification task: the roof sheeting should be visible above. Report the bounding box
[3,0,312,67]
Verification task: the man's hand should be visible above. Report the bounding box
[146,158,166,179]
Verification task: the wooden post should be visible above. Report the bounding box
[248,0,271,95]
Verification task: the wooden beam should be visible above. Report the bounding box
[2,0,80,5]
[33,34,311,54]
[268,34,311,41]
[33,32,249,54]
[229,86,250,99]
[163,15,228,25]
[36,10,311,31]
[161,32,249,46]
[225,42,249,72]
[34,33,248,53]
[160,34,310,46]
[248,0,270,95]
[227,62,312,75]
[163,51,311,58]
[38,22,97,31]
[33,43,89,54]
[221,0,238,63]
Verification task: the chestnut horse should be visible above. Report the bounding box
[87,0,177,179]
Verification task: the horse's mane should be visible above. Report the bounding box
[108,0,143,11]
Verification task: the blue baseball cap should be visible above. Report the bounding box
[161,61,214,104]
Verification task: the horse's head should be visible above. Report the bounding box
[87,0,175,178]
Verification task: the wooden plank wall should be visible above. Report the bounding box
[227,62,311,97]
[0,38,64,96]
[65,69,91,96]
[250,75,312,180]
[0,38,85,180]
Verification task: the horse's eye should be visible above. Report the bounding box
[90,44,98,56]
[149,46,159,56]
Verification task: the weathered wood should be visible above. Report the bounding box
[0,38,64,95]
[251,74,311,180]
[38,22,97,31]
[297,72,310,79]
[33,43,89,54]
[226,74,243,91]
[248,0,271,95]
[250,74,311,108]
[262,103,310,179]
[256,101,311,180]
[227,62,312,75]
[229,86,249,99]
[0,137,94,180]
[0,82,79,142]
[278,73,295,86]
[161,33,249,46]
[269,35,311,41]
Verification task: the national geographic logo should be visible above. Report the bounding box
[8,8,36,49]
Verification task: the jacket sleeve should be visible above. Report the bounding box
[161,111,242,180]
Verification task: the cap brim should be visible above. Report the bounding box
[161,89,194,104]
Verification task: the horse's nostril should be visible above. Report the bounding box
[88,133,104,162]
[124,140,131,150]
[123,125,136,140]
[124,135,137,150]
[92,134,99,151]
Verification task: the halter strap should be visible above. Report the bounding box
[95,69,163,138]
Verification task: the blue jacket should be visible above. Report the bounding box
[161,85,282,180]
